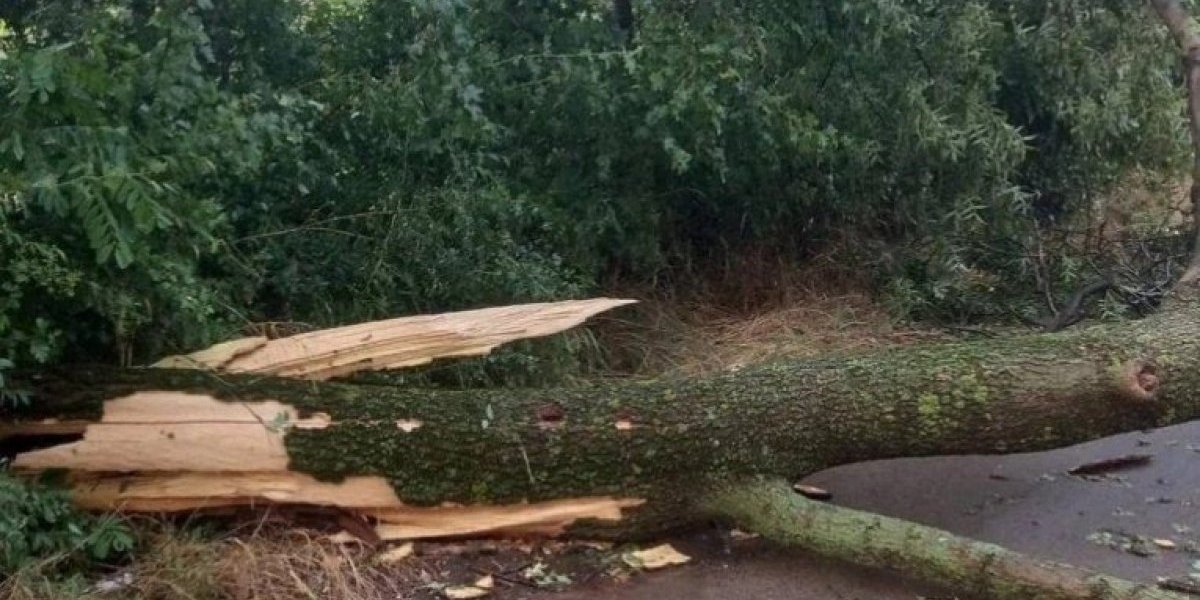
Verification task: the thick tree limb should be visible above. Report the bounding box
[706,478,1188,600]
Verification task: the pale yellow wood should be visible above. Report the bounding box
[11,392,329,472]
[215,298,635,380]
[369,497,645,539]
[64,470,643,540]
[151,336,269,369]
[68,472,403,510]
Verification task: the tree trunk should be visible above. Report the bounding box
[7,299,1200,539]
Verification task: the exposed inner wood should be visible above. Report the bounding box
[67,472,401,510]
[151,336,269,370]
[66,471,641,540]
[153,298,635,380]
[369,497,645,539]
[11,392,330,472]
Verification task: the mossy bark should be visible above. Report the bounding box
[7,303,1200,537]
[707,478,1186,600]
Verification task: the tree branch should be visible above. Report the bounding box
[1033,277,1113,332]
[707,478,1188,600]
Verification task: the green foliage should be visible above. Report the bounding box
[0,1,304,366]
[268,0,1182,326]
[0,473,133,573]
[0,0,1191,381]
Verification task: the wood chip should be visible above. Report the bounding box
[443,587,489,600]
[326,531,365,545]
[622,544,691,570]
[375,542,414,564]
[443,576,493,599]
[395,419,423,432]
[1154,538,1177,550]
[729,528,760,541]
[1067,454,1153,476]
[792,483,833,500]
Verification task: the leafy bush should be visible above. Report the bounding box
[0,2,304,366]
[0,473,133,573]
[0,0,1190,381]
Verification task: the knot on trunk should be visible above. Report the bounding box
[1116,359,1160,403]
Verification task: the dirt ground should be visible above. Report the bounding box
[548,420,1200,600]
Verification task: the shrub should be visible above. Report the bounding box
[0,473,133,574]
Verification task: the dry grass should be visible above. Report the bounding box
[592,247,949,378]
[1,519,618,600]
[3,524,403,600]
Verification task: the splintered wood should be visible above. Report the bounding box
[153,298,636,380]
[10,392,642,540]
[8,299,641,539]
[12,392,331,472]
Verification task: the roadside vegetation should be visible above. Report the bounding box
[0,1,1195,595]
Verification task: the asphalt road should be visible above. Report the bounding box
[556,421,1200,600]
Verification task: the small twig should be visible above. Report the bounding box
[1033,234,1059,315]
[234,226,370,243]
[470,566,539,589]
[518,439,536,486]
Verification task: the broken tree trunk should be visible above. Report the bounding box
[5,293,1200,600]
[6,288,1200,541]
[7,298,1199,600]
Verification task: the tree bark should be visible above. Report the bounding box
[7,299,1200,538]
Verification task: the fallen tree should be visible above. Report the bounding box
[7,281,1200,532]
[7,2,1200,597]
[4,282,1200,599]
